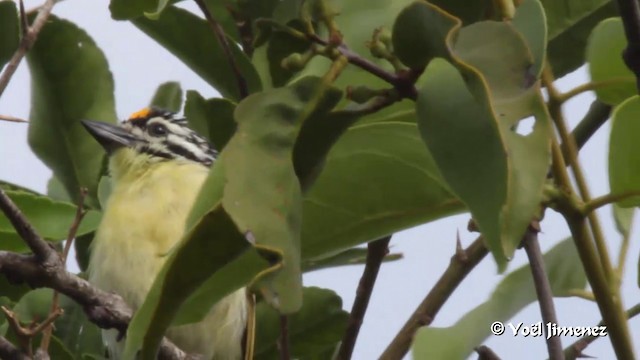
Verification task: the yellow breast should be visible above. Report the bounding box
[88,149,246,359]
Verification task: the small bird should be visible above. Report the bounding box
[83,107,246,359]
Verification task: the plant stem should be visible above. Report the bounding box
[0,0,58,98]
[337,236,391,360]
[543,68,614,279]
[194,0,249,99]
[380,236,488,359]
[278,315,290,360]
[583,191,640,214]
[557,78,634,103]
[522,229,564,360]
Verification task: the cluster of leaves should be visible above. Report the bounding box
[0,0,637,358]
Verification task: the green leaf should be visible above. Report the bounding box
[184,90,237,150]
[133,6,262,101]
[412,238,586,359]
[0,276,30,303]
[0,0,19,68]
[56,295,106,358]
[512,0,547,77]
[544,0,618,78]
[587,17,636,105]
[302,247,402,273]
[392,2,460,70]
[301,119,463,259]
[402,2,549,267]
[254,287,348,359]
[609,96,640,207]
[26,16,117,207]
[47,176,72,202]
[0,180,41,196]
[149,81,182,112]
[0,190,102,252]
[612,204,634,236]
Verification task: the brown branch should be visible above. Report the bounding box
[336,236,391,360]
[307,33,420,100]
[194,0,249,99]
[0,0,58,98]
[0,336,29,360]
[521,227,564,360]
[475,345,502,360]
[0,114,28,123]
[278,315,290,360]
[380,235,488,359]
[0,252,188,359]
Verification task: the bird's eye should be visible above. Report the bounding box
[148,123,167,137]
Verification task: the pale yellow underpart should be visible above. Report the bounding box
[88,149,247,360]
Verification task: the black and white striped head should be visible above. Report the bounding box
[82,107,217,167]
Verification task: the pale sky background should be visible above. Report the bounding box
[0,1,639,359]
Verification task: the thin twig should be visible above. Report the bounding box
[380,235,488,359]
[0,114,28,123]
[244,292,256,360]
[337,236,391,360]
[278,315,290,360]
[0,0,58,98]
[0,336,29,360]
[0,189,56,265]
[522,228,564,360]
[557,78,634,103]
[583,190,640,214]
[40,188,88,353]
[563,303,640,360]
[193,0,249,99]
[616,0,640,92]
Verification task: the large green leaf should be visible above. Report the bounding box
[301,120,463,259]
[609,96,640,207]
[586,17,636,106]
[412,238,587,359]
[184,90,237,150]
[543,0,618,78]
[149,81,183,112]
[26,16,117,207]
[399,2,550,267]
[254,287,348,359]
[133,6,262,101]
[394,2,550,268]
[0,190,102,252]
[0,0,19,68]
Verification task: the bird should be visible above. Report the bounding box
[82,107,247,360]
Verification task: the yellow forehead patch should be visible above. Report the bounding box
[128,107,152,121]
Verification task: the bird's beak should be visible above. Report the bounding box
[82,120,139,154]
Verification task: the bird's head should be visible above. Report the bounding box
[82,107,217,177]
